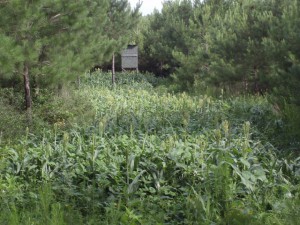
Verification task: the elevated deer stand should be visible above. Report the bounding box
[121,45,138,73]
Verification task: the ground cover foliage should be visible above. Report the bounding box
[0,72,299,224]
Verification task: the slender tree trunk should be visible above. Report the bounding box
[112,52,116,86]
[23,62,32,123]
[77,75,81,89]
[254,67,259,94]
[243,77,248,93]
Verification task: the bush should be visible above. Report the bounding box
[0,92,27,142]
[36,87,96,128]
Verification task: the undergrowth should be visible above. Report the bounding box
[0,72,299,224]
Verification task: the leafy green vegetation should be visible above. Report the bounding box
[1,0,299,224]
[0,73,299,224]
[138,0,300,104]
[0,0,140,116]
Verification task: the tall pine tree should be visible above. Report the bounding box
[0,0,112,119]
[105,0,141,85]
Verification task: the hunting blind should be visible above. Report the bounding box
[121,45,138,71]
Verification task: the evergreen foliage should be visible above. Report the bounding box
[0,0,139,110]
[103,0,141,84]
[105,0,141,50]
[140,0,196,76]
[1,0,300,223]
[139,0,300,103]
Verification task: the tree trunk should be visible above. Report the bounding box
[77,75,81,89]
[112,53,116,86]
[23,63,32,123]
[254,67,259,94]
[243,76,248,93]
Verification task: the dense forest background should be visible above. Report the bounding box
[137,0,300,99]
[0,0,299,224]
[1,0,300,108]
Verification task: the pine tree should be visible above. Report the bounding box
[140,0,195,76]
[274,0,300,104]
[174,0,298,94]
[0,0,112,119]
[104,0,141,85]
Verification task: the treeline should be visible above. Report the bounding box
[1,0,300,109]
[137,0,300,103]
